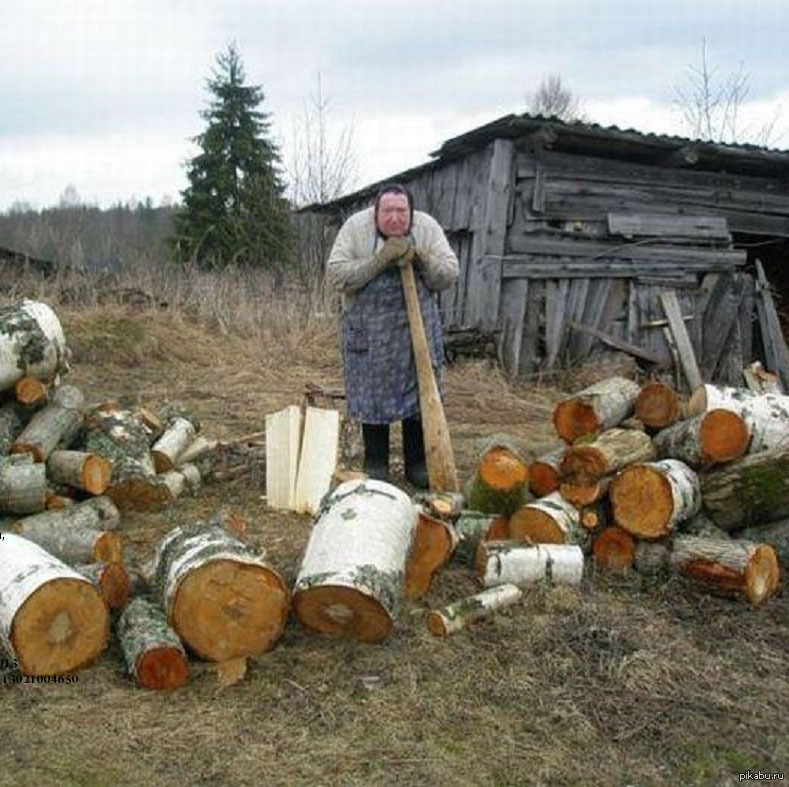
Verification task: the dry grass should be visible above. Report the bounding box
[1,277,787,787]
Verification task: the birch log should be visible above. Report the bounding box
[176,436,219,467]
[150,520,288,661]
[452,510,510,564]
[687,384,789,453]
[0,300,69,392]
[670,535,780,606]
[117,597,189,690]
[464,434,530,515]
[426,584,523,637]
[10,384,85,461]
[47,450,112,495]
[699,448,789,530]
[293,480,417,643]
[0,533,108,675]
[528,446,565,497]
[635,381,683,429]
[151,416,199,472]
[404,509,459,600]
[476,541,584,588]
[610,459,701,539]
[652,409,749,467]
[552,376,641,443]
[592,526,636,570]
[0,454,47,513]
[509,491,588,546]
[77,562,131,610]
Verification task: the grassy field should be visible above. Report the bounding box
[0,283,787,787]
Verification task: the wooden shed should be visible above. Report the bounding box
[307,113,789,390]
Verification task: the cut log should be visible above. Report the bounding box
[610,459,701,539]
[176,435,219,467]
[0,400,33,454]
[45,492,76,510]
[76,562,131,610]
[738,520,789,568]
[578,500,610,532]
[476,540,584,588]
[404,510,459,600]
[700,448,789,530]
[452,510,510,564]
[670,535,780,606]
[509,491,588,546]
[592,525,636,570]
[0,299,69,392]
[426,584,523,637]
[151,519,288,661]
[0,454,47,513]
[293,406,340,515]
[46,450,112,495]
[560,427,655,486]
[412,490,465,521]
[687,384,789,453]
[117,597,189,690]
[14,376,48,406]
[292,479,417,643]
[464,434,530,516]
[528,446,564,497]
[558,476,610,507]
[634,539,671,575]
[265,405,302,511]
[652,409,749,468]
[635,381,683,429]
[552,376,641,443]
[0,533,108,675]
[151,416,198,473]
[158,463,202,504]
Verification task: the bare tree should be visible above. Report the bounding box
[527,74,585,121]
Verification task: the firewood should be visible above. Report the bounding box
[404,509,458,600]
[14,376,48,406]
[610,459,701,539]
[46,450,112,495]
[452,510,510,564]
[117,597,189,690]
[151,415,198,473]
[176,435,219,467]
[412,490,465,521]
[464,433,530,516]
[652,409,749,468]
[293,479,417,643]
[552,376,640,443]
[0,454,47,514]
[699,448,789,531]
[10,384,85,461]
[0,533,108,675]
[592,526,636,570]
[687,384,789,453]
[158,463,201,504]
[45,492,76,510]
[0,400,33,454]
[670,535,780,606]
[509,491,588,546]
[635,381,683,429]
[426,584,523,637]
[682,511,731,541]
[737,520,789,568]
[558,476,611,507]
[577,500,610,532]
[528,446,564,498]
[76,562,131,610]
[151,518,288,661]
[476,540,584,588]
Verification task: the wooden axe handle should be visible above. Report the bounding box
[399,261,459,492]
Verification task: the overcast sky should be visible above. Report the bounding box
[1,0,787,212]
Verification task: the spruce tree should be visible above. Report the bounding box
[173,43,293,269]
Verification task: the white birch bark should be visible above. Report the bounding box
[426,584,523,637]
[478,541,584,588]
[151,416,198,472]
[510,491,588,546]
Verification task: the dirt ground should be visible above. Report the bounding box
[1,305,787,787]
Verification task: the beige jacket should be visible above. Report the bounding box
[326,207,459,308]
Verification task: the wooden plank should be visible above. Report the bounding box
[701,273,747,378]
[293,407,340,515]
[739,274,755,364]
[607,213,730,242]
[265,405,302,511]
[499,278,529,376]
[559,277,589,363]
[519,280,543,373]
[566,321,666,365]
[501,261,737,279]
[544,279,569,369]
[572,279,612,361]
[626,281,639,345]
[660,290,703,390]
[754,259,789,391]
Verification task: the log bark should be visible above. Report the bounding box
[737,520,789,568]
[464,434,530,516]
[592,526,636,570]
[670,535,780,605]
[426,584,523,637]
[452,510,509,564]
[0,533,108,675]
[700,448,789,530]
[552,376,641,443]
[509,491,588,546]
[292,479,417,643]
[0,454,47,514]
[76,562,131,610]
[158,463,202,504]
[176,435,219,467]
[635,381,683,429]
[610,459,701,539]
[10,384,85,462]
[634,539,671,575]
[0,400,34,454]
[117,596,189,690]
[687,384,789,453]
[404,509,458,600]
[528,446,564,497]
[151,519,288,661]
[46,450,112,495]
[652,409,749,468]
[151,416,198,473]
[476,540,585,588]
[0,299,69,392]
[682,511,731,541]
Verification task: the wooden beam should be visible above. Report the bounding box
[607,213,730,242]
[566,320,666,365]
[660,290,703,390]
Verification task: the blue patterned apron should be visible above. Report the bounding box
[341,241,444,424]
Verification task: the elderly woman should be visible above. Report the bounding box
[326,183,459,488]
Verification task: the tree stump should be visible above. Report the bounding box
[0,454,47,514]
[77,562,131,610]
[509,491,588,546]
[528,446,564,498]
[553,376,640,443]
[151,519,288,661]
[476,541,584,588]
[635,381,683,429]
[404,509,458,600]
[452,510,510,564]
[610,459,701,539]
[292,480,417,643]
[592,526,636,570]
[46,450,113,495]
[151,416,199,473]
[0,533,108,675]
[464,434,530,516]
[426,584,523,637]
[670,535,780,605]
[652,409,749,468]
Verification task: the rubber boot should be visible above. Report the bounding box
[402,414,429,489]
[362,423,390,482]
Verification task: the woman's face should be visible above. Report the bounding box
[376,192,411,237]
